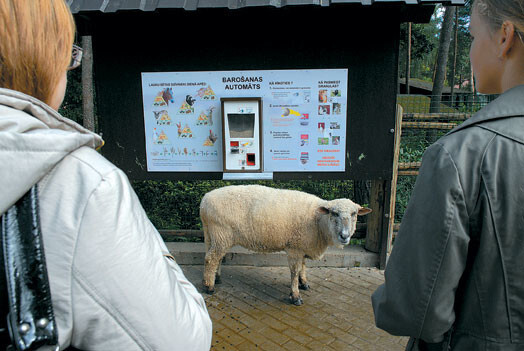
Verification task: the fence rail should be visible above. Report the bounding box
[159,223,371,242]
[402,121,456,130]
[403,112,472,121]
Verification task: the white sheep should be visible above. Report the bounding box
[200,184,372,305]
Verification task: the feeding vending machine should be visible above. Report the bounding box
[221,97,262,173]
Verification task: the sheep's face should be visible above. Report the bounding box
[320,199,372,245]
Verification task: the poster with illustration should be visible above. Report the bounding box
[141,69,347,172]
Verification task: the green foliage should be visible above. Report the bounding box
[132,180,354,231]
[399,23,436,62]
[59,69,83,124]
[395,177,417,223]
[400,4,473,90]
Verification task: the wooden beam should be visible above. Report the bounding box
[398,170,419,176]
[402,121,456,130]
[159,230,204,240]
[398,161,421,170]
[160,224,370,241]
[402,112,471,121]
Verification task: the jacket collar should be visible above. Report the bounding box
[0,88,104,215]
[448,84,524,135]
[0,88,103,145]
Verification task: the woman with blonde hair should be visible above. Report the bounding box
[372,0,524,350]
[0,1,212,350]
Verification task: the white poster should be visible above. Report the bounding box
[141,69,348,172]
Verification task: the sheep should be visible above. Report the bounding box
[200,184,372,305]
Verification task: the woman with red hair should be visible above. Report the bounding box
[0,1,212,350]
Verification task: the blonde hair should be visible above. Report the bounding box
[0,0,75,105]
[474,0,524,39]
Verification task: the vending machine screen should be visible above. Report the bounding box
[227,113,255,138]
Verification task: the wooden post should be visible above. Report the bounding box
[386,105,403,262]
[365,180,385,254]
[379,180,392,269]
[82,35,95,132]
[366,105,403,269]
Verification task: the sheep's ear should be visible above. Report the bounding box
[358,207,372,216]
[318,206,330,215]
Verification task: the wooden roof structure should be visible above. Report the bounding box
[67,0,465,13]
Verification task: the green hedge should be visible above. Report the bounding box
[132,180,354,230]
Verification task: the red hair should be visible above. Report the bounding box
[0,0,75,104]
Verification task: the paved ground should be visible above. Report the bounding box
[180,265,409,351]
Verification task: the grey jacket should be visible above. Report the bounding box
[0,88,212,350]
[372,84,524,350]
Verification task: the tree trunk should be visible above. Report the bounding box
[82,36,95,132]
[450,7,458,106]
[430,6,456,113]
[405,22,412,95]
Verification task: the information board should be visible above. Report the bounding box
[141,69,348,172]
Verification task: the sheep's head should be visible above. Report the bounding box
[319,199,372,245]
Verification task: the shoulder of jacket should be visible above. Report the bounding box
[66,147,120,179]
[39,146,125,199]
[38,146,125,208]
[435,124,497,154]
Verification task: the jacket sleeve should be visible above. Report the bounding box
[70,168,212,351]
[372,143,470,343]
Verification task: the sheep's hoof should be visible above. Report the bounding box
[203,285,215,295]
[299,283,310,291]
[289,294,303,306]
[215,275,222,284]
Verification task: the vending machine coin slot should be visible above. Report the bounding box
[230,141,239,154]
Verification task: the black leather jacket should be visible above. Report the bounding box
[372,85,524,350]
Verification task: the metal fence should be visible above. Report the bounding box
[394,93,497,223]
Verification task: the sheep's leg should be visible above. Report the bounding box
[287,254,303,306]
[215,257,223,284]
[204,226,222,284]
[299,257,310,291]
[203,245,227,294]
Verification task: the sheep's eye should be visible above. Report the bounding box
[351,212,357,217]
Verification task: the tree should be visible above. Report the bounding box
[398,22,437,81]
[430,5,456,113]
[405,22,411,94]
[447,3,473,93]
[450,7,458,102]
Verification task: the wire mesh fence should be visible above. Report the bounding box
[394,93,498,224]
